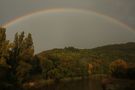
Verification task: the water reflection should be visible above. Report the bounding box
[40,79,102,90]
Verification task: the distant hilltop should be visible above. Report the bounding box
[38,42,135,64]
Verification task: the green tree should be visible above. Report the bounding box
[16,61,32,83]
[0,27,13,89]
[30,55,42,75]
[8,32,34,83]
[0,27,11,67]
[41,58,54,79]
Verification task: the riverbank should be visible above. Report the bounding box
[23,77,102,90]
[22,74,106,89]
[22,77,88,89]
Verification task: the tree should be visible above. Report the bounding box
[10,32,34,63]
[0,27,14,89]
[40,58,54,79]
[8,32,34,83]
[16,61,32,83]
[88,63,93,75]
[0,27,11,67]
[30,55,42,75]
[109,59,128,78]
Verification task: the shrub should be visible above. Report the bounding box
[109,59,128,78]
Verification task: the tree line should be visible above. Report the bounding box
[0,27,135,89]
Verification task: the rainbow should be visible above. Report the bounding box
[3,8,134,31]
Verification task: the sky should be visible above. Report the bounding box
[0,0,135,53]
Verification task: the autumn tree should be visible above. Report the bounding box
[88,63,93,75]
[109,59,128,78]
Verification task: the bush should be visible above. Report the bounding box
[109,59,128,78]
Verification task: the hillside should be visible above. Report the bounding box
[38,42,135,63]
[90,42,135,62]
[36,42,135,76]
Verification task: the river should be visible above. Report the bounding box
[37,79,102,90]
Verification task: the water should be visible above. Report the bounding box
[38,79,102,90]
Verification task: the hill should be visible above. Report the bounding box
[36,42,135,75]
[38,42,135,64]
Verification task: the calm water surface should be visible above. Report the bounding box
[39,79,102,90]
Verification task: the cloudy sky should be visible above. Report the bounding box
[0,0,135,53]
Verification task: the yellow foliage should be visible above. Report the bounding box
[88,63,93,74]
[109,59,128,73]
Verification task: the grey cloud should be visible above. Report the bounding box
[0,0,135,29]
